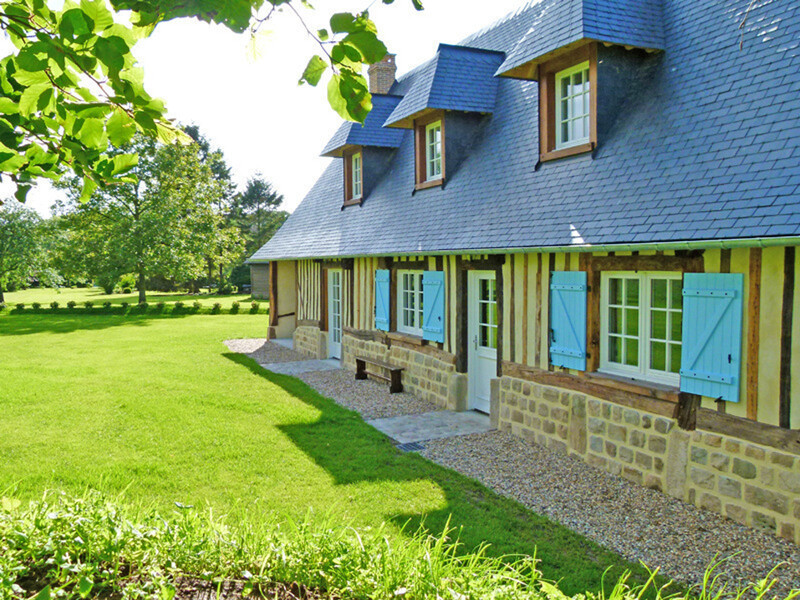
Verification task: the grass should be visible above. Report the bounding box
[0,311,659,594]
[5,287,256,309]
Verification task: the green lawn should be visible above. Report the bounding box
[5,287,258,309]
[0,311,655,594]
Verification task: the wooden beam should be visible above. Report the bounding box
[589,252,704,273]
[320,268,329,332]
[496,259,504,377]
[747,247,762,420]
[455,256,468,373]
[535,253,542,367]
[676,392,701,431]
[780,246,795,429]
[697,408,800,456]
[269,261,278,327]
[522,253,529,366]
[508,255,516,364]
[717,249,731,414]
[547,253,555,371]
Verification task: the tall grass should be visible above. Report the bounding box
[0,492,796,600]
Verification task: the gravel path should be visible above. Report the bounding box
[226,339,800,594]
[420,431,800,595]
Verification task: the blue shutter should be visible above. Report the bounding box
[374,269,390,331]
[422,271,445,343]
[549,271,587,371]
[680,273,743,402]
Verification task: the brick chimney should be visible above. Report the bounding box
[368,54,397,94]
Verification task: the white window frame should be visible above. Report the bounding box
[554,61,591,150]
[599,271,683,386]
[397,270,424,336]
[351,151,362,199]
[425,121,442,181]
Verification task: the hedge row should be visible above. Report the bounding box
[0,300,263,315]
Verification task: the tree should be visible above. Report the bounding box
[58,133,242,302]
[237,174,284,251]
[0,200,42,303]
[0,0,421,203]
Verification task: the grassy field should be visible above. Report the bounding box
[0,311,656,594]
[5,287,257,309]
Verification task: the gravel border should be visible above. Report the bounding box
[420,431,800,595]
[226,339,800,595]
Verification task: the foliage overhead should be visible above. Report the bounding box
[0,0,422,203]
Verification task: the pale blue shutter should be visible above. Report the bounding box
[422,271,445,343]
[680,273,743,402]
[549,271,587,370]
[374,269,390,331]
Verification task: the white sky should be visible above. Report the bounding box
[15,0,525,216]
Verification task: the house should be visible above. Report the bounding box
[250,263,270,300]
[249,0,800,544]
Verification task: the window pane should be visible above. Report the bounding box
[669,344,682,373]
[608,307,622,334]
[625,338,639,366]
[670,280,682,309]
[625,279,639,307]
[490,326,498,349]
[625,308,639,336]
[609,335,622,363]
[608,278,622,305]
[651,309,667,339]
[670,311,682,342]
[650,341,666,371]
[651,279,667,309]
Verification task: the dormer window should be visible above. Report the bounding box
[414,112,446,190]
[426,121,442,180]
[538,44,597,162]
[343,147,364,206]
[555,61,590,150]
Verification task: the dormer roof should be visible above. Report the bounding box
[383,44,506,129]
[497,0,665,79]
[321,94,405,158]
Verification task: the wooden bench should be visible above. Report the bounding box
[355,356,404,393]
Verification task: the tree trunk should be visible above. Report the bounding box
[137,268,146,304]
[0,282,5,305]
[219,262,224,290]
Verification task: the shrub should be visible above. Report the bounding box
[155,301,166,312]
[0,302,5,312]
[250,301,260,314]
[173,301,185,311]
[192,300,202,312]
[211,302,222,314]
[218,283,236,295]
[138,301,149,312]
[84,301,94,309]
[31,302,41,311]
[103,301,112,310]
[15,303,25,310]
[50,301,59,310]
[120,302,129,311]
[118,273,136,290]
[230,301,240,314]
[122,287,132,294]
[67,300,77,309]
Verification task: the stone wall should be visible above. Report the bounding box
[342,333,466,410]
[497,376,800,545]
[293,326,325,359]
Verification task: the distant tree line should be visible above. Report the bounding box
[0,126,287,304]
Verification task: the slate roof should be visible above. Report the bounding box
[251,0,800,262]
[384,44,506,128]
[320,94,405,157]
[497,0,665,77]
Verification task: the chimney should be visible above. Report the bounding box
[368,54,397,94]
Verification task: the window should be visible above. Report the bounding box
[397,270,424,336]
[555,61,590,149]
[478,277,498,349]
[342,148,363,206]
[351,151,362,199]
[414,113,445,189]
[600,272,683,386]
[538,44,596,161]
[425,121,442,181]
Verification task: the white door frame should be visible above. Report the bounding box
[327,269,343,359]
[467,270,498,413]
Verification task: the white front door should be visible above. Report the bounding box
[328,269,343,358]
[468,271,498,413]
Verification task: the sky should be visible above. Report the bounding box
[13,0,527,216]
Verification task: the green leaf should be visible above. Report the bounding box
[343,32,388,63]
[59,9,94,40]
[299,55,327,86]
[327,71,372,123]
[78,577,93,598]
[106,108,136,146]
[317,28,329,42]
[0,98,19,114]
[77,118,107,148]
[110,153,138,175]
[80,0,114,31]
[18,83,50,115]
[13,68,49,86]
[94,36,129,73]
[330,12,357,34]
[14,184,32,203]
[79,178,97,202]
[16,46,48,71]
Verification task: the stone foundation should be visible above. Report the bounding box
[293,326,326,359]
[497,376,800,545]
[342,333,466,410]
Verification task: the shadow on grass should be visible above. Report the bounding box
[0,312,194,336]
[222,352,671,596]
